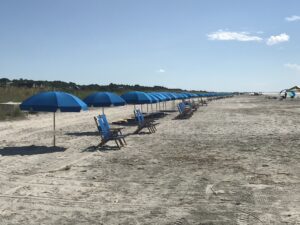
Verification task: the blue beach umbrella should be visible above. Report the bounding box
[197,93,208,101]
[175,93,184,99]
[146,93,160,112]
[120,91,152,104]
[147,93,160,111]
[169,93,180,100]
[157,93,171,110]
[147,93,160,103]
[191,93,198,98]
[150,93,166,110]
[159,93,171,101]
[172,93,181,99]
[183,92,194,99]
[83,92,125,113]
[20,91,88,146]
[150,93,165,101]
[121,91,152,112]
[163,92,178,110]
[180,93,189,99]
[163,92,176,100]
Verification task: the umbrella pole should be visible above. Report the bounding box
[53,112,56,147]
[102,107,104,115]
[141,104,143,112]
[147,104,148,112]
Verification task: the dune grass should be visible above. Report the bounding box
[0,105,26,121]
[0,87,128,120]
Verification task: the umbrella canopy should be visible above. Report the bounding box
[180,93,190,99]
[163,92,177,100]
[20,91,88,112]
[170,93,180,100]
[150,93,165,101]
[147,93,160,103]
[83,92,125,107]
[172,93,181,99]
[120,91,152,104]
[20,91,88,146]
[182,92,194,98]
[197,93,206,97]
[159,93,172,101]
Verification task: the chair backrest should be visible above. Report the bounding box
[177,103,182,113]
[97,116,110,140]
[134,109,144,125]
[177,102,185,114]
[137,109,145,122]
[184,101,193,109]
[94,116,102,133]
[134,109,139,122]
[100,114,111,130]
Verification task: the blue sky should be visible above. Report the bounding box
[0,0,300,92]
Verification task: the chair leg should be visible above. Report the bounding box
[134,126,142,134]
[122,137,127,145]
[150,126,155,133]
[97,139,106,148]
[115,140,120,149]
[152,125,157,131]
[118,139,124,146]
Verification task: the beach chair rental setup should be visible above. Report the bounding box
[188,100,200,111]
[176,102,193,119]
[134,109,158,134]
[94,114,126,149]
[200,98,208,106]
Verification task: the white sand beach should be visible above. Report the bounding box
[0,96,299,224]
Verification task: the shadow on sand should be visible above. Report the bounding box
[0,145,66,156]
[65,131,99,136]
[83,145,120,152]
[112,120,137,127]
[127,131,152,136]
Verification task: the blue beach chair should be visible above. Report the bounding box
[94,115,126,149]
[133,109,158,134]
[101,114,125,138]
[176,102,193,119]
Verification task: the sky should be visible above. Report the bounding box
[0,0,300,92]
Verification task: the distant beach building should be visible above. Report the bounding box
[286,86,300,98]
[287,86,300,93]
[278,86,300,98]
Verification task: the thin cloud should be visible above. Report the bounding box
[208,30,290,47]
[285,15,300,22]
[207,30,263,42]
[266,33,289,45]
[156,69,165,73]
[284,63,300,72]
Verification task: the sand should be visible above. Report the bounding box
[0,96,299,225]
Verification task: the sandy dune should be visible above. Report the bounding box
[0,96,299,224]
